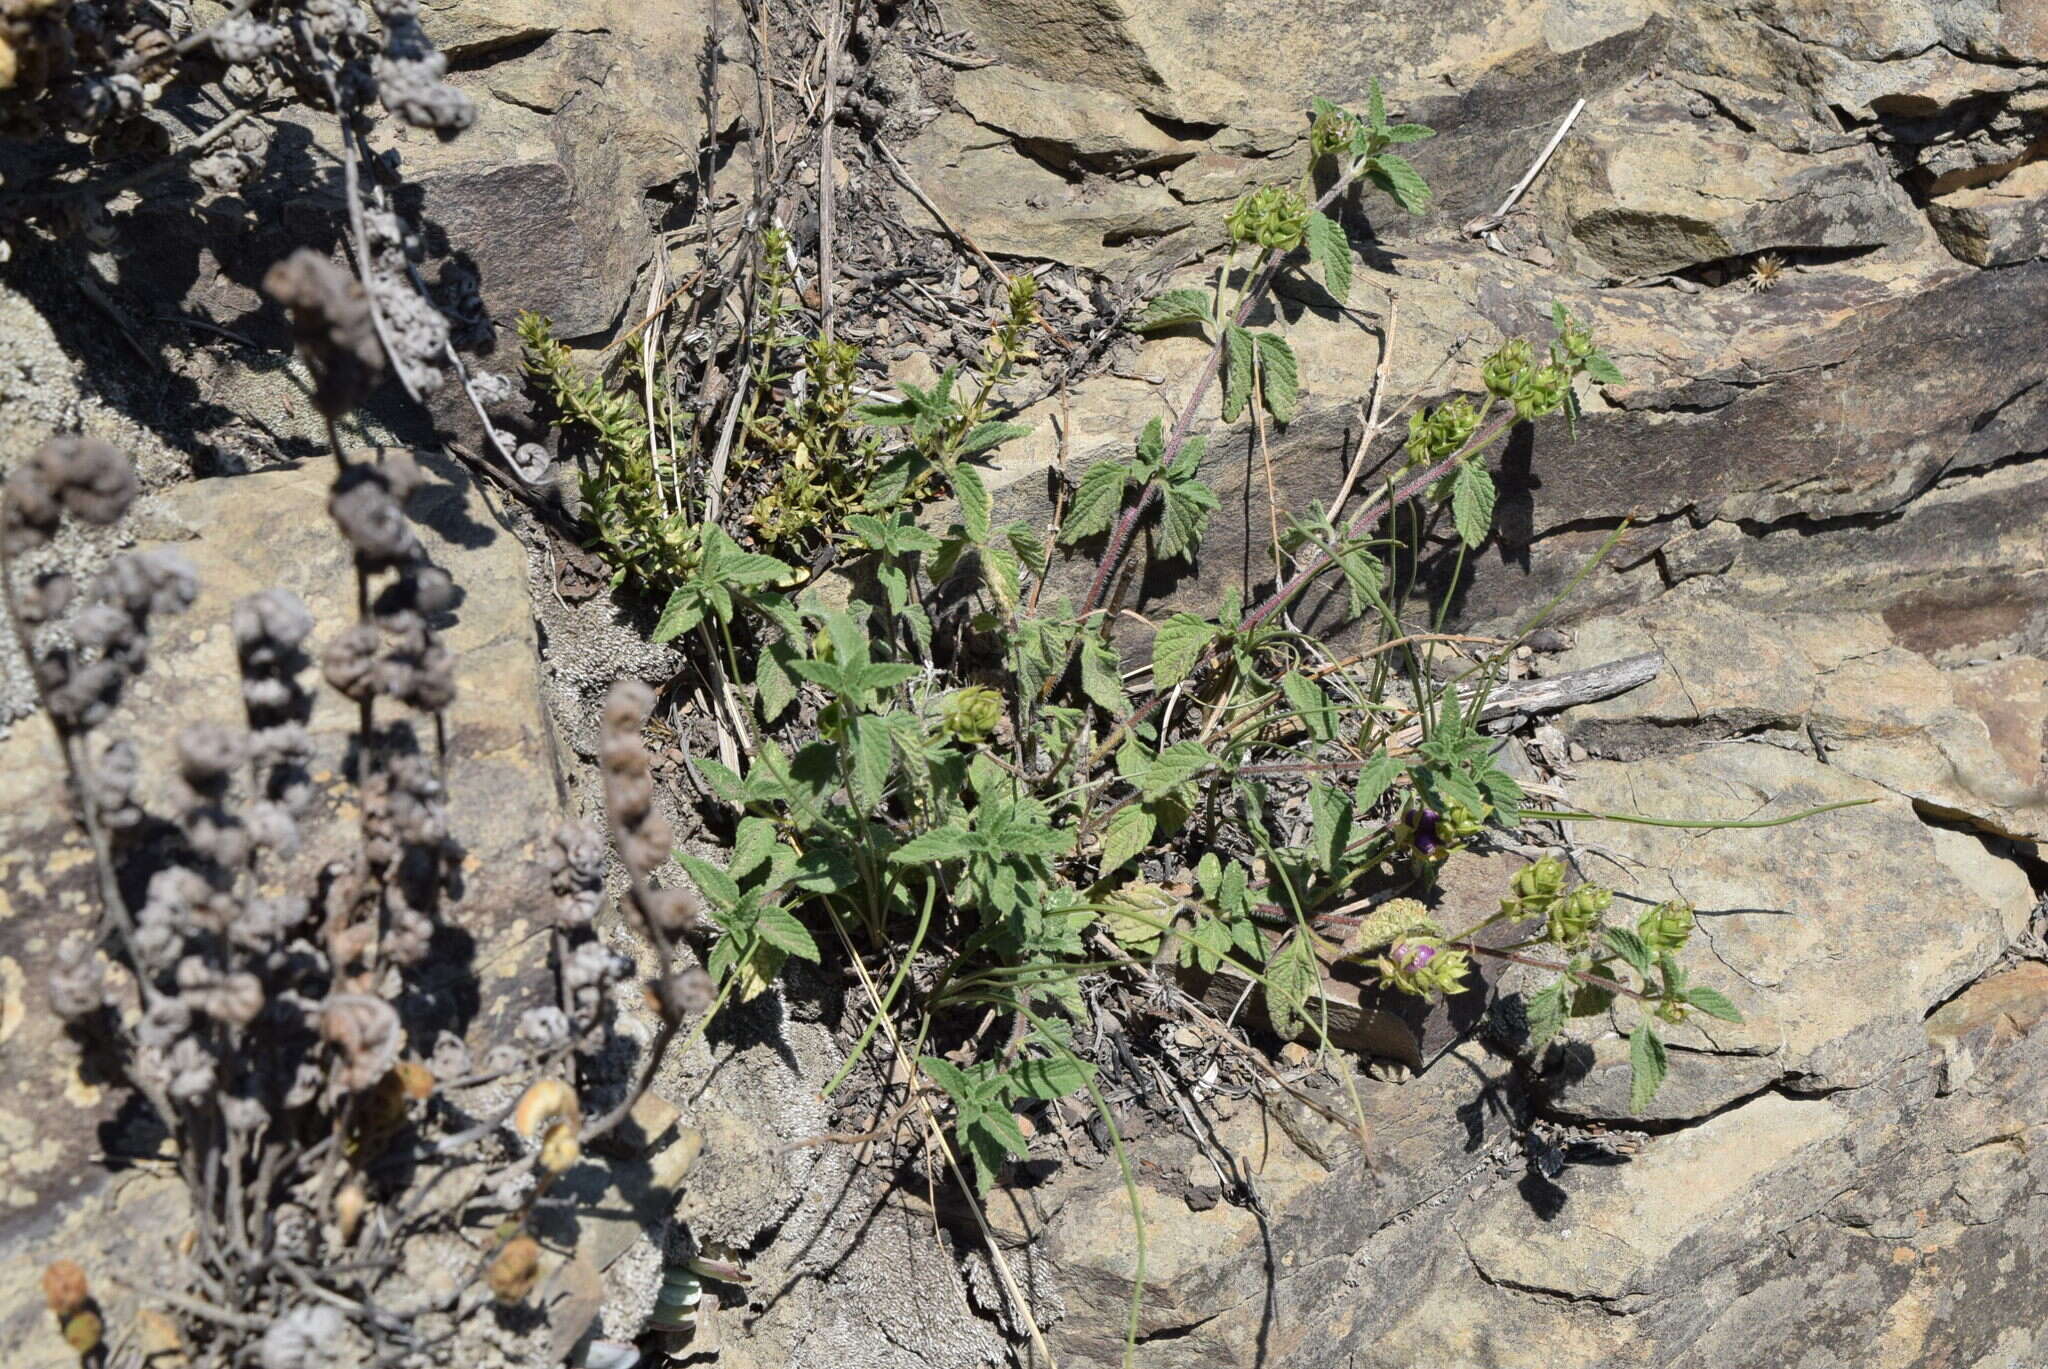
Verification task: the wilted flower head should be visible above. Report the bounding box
[319,994,403,1092]
[545,820,606,927]
[264,249,384,418]
[232,589,315,670]
[599,680,670,877]
[47,934,107,1021]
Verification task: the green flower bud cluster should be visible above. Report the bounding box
[1638,899,1693,953]
[1479,337,1570,421]
[1510,362,1572,421]
[1376,937,1472,998]
[1548,883,1610,946]
[1310,107,1359,163]
[939,685,1004,743]
[1499,858,1613,947]
[1498,854,1567,918]
[1404,395,1480,468]
[1006,273,1039,327]
[1554,319,1596,365]
[1227,185,1311,252]
[1481,340,1533,399]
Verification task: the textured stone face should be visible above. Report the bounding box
[916,5,2048,1364]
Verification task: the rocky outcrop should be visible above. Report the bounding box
[908,3,2048,1365]
[923,0,2047,661]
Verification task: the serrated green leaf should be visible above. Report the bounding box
[1150,613,1217,690]
[1366,77,1387,133]
[1354,750,1405,809]
[1583,350,1625,384]
[918,1055,976,1105]
[849,715,894,810]
[1138,739,1216,799]
[1079,634,1128,715]
[756,638,798,723]
[1059,460,1129,545]
[1367,153,1431,214]
[1164,436,1204,485]
[1264,935,1321,1040]
[1629,1020,1668,1114]
[953,463,992,544]
[892,825,977,863]
[718,550,797,590]
[1098,803,1154,878]
[1524,981,1569,1054]
[970,1106,1030,1165]
[1157,477,1219,562]
[732,939,786,1002]
[1010,1053,1094,1101]
[651,587,705,643]
[1602,926,1653,978]
[1280,671,1336,741]
[1684,985,1744,1022]
[1135,415,1166,467]
[677,854,741,909]
[695,757,747,805]
[1180,915,1234,973]
[1303,210,1353,303]
[1381,122,1434,143]
[753,903,820,961]
[729,816,778,881]
[1006,522,1049,576]
[902,602,934,655]
[876,562,910,616]
[1309,781,1351,872]
[1223,324,1255,422]
[1134,287,1215,333]
[957,420,1032,457]
[1256,332,1300,424]
[1451,462,1497,549]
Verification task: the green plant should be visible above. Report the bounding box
[521,88,1852,1362]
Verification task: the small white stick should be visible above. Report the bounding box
[1463,97,1585,237]
[1330,294,1398,524]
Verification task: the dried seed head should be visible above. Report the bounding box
[516,1005,570,1052]
[328,469,420,569]
[260,1303,345,1369]
[487,1235,542,1304]
[546,820,606,929]
[264,249,384,418]
[335,1180,367,1243]
[539,1120,579,1174]
[643,885,704,937]
[319,994,404,1092]
[321,624,383,702]
[31,436,138,526]
[47,934,106,1020]
[511,1077,581,1139]
[231,588,314,668]
[176,722,248,789]
[394,1058,436,1100]
[657,966,715,1020]
[41,1260,89,1318]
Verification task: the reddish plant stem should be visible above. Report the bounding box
[1074,161,1372,625]
[1082,418,1508,773]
